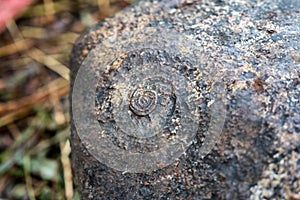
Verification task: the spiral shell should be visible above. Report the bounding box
[72,27,226,172]
[129,89,157,116]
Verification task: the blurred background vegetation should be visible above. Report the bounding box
[0,0,134,199]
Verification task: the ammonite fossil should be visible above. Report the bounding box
[129,88,158,117]
[72,27,226,172]
[96,48,202,154]
[70,0,300,198]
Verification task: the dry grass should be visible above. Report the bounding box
[0,0,134,199]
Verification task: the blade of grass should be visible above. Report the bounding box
[0,78,68,115]
[22,0,72,17]
[43,0,55,21]
[0,39,33,56]
[0,78,69,127]
[5,20,70,80]
[24,155,36,200]
[0,126,35,175]
[27,48,70,80]
[28,128,70,155]
[60,139,73,200]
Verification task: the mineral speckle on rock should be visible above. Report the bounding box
[70,0,300,199]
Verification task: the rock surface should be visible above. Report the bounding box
[70,0,300,199]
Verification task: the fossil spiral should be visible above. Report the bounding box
[72,27,226,172]
[129,89,158,116]
[96,48,201,149]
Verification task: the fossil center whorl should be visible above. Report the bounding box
[129,89,157,116]
[95,48,207,149]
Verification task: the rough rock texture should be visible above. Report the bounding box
[70,0,300,199]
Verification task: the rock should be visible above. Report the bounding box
[70,0,300,199]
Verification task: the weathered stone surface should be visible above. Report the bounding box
[70,0,300,199]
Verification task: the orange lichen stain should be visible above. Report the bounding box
[291,52,300,62]
[252,78,265,93]
[109,53,127,70]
